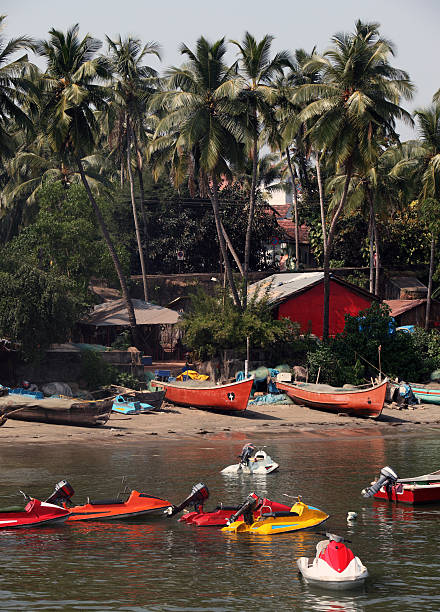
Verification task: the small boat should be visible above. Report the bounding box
[112,395,157,415]
[0,393,113,427]
[151,378,253,412]
[222,493,329,535]
[221,444,279,475]
[107,386,166,410]
[362,465,440,504]
[409,384,440,405]
[45,480,172,521]
[276,378,388,418]
[297,532,368,589]
[169,484,290,527]
[0,493,69,529]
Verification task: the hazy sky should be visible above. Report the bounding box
[3,0,439,140]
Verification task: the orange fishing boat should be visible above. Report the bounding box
[151,378,253,412]
[276,378,388,418]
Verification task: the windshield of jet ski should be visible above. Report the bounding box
[361,466,398,498]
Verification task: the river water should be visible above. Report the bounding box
[0,428,439,611]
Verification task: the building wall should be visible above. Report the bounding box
[276,280,373,337]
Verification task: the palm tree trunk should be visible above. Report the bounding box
[315,153,327,251]
[133,131,148,239]
[220,220,244,276]
[322,168,353,340]
[425,233,435,330]
[206,175,242,309]
[286,148,300,270]
[373,213,380,296]
[368,192,374,293]
[243,133,258,307]
[76,156,141,347]
[127,120,149,302]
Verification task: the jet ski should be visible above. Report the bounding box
[221,444,279,475]
[169,483,290,526]
[45,480,172,521]
[222,493,329,535]
[0,490,69,529]
[297,532,368,589]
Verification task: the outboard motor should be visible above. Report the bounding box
[226,492,260,525]
[239,443,255,466]
[361,466,398,498]
[167,483,209,517]
[45,480,75,506]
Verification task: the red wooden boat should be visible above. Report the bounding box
[363,467,440,505]
[0,498,69,529]
[276,378,388,418]
[151,378,253,412]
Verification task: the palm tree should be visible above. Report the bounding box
[35,24,140,345]
[106,35,161,302]
[150,37,246,307]
[294,20,414,339]
[230,33,290,304]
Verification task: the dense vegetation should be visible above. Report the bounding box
[0,17,439,375]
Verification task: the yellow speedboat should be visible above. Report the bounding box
[221,494,329,535]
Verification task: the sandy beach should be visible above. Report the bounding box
[1,400,440,445]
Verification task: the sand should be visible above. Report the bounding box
[1,400,440,445]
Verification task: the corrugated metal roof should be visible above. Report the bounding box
[384,299,426,317]
[389,277,427,289]
[82,299,180,327]
[248,272,324,304]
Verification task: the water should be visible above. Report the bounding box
[0,428,440,611]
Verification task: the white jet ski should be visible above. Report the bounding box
[221,444,279,475]
[297,533,368,590]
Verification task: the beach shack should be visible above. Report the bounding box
[248,272,378,338]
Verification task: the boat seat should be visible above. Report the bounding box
[261,511,300,518]
[87,498,126,506]
[0,505,26,513]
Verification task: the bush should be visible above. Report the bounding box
[79,350,116,389]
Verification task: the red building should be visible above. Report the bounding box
[249,272,378,338]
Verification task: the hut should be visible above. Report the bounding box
[248,272,378,338]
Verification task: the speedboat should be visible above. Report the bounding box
[45,480,172,521]
[0,491,69,528]
[362,465,440,504]
[169,483,290,526]
[297,532,368,589]
[221,444,279,475]
[222,493,329,535]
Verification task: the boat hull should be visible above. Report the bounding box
[152,378,253,412]
[297,558,368,590]
[0,499,69,529]
[0,394,113,427]
[374,483,440,504]
[411,386,440,405]
[66,490,172,521]
[180,499,291,526]
[276,380,387,418]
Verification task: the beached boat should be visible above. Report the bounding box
[107,386,166,410]
[0,393,113,427]
[276,378,388,418]
[362,466,440,504]
[151,378,253,412]
[409,384,440,405]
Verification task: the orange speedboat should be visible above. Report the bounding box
[46,481,172,522]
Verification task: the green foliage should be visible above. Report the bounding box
[111,331,132,350]
[79,350,116,389]
[115,372,143,390]
[180,288,299,362]
[0,264,86,360]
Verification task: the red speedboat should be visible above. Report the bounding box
[168,483,291,526]
[362,466,440,505]
[0,496,69,529]
[46,480,172,521]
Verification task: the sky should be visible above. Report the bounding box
[3,0,440,140]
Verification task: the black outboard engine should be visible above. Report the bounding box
[226,492,260,525]
[45,480,75,506]
[167,483,209,517]
[361,466,399,498]
[239,443,255,466]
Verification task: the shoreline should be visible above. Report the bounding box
[1,401,440,445]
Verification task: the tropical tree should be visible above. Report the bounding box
[105,35,161,302]
[294,20,414,339]
[35,24,140,345]
[230,33,290,303]
[150,37,246,307]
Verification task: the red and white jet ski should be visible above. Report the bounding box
[297,533,368,589]
[0,491,69,529]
